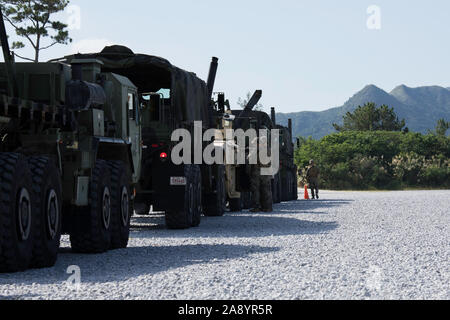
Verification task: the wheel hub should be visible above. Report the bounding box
[197,184,202,215]
[46,189,59,239]
[120,186,129,227]
[189,184,194,216]
[17,188,32,241]
[102,187,111,229]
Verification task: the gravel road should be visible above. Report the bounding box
[0,190,448,300]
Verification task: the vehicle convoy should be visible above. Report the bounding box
[60,47,232,229]
[0,9,140,272]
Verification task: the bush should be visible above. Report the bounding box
[418,157,450,187]
[392,152,425,185]
[295,131,450,190]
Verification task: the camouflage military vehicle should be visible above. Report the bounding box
[61,48,228,229]
[271,110,298,201]
[0,10,139,272]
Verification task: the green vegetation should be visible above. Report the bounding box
[296,124,450,190]
[434,118,450,137]
[333,102,406,132]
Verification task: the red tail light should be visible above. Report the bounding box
[160,152,168,159]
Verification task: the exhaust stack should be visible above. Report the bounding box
[271,107,276,125]
[288,119,293,138]
[207,57,219,100]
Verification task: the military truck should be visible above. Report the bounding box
[60,47,229,229]
[0,9,140,272]
[271,110,298,201]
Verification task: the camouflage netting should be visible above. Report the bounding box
[61,45,209,124]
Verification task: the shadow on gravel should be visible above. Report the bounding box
[130,214,338,239]
[0,244,279,286]
[283,199,354,209]
[128,199,344,239]
[0,294,40,300]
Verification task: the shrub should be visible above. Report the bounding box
[295,131,450,190]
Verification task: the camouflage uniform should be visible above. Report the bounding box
[306,162,320,199]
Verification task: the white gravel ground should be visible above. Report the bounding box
[0,190,449,300]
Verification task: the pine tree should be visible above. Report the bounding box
[1,0,72,62]
[333,102,406,132]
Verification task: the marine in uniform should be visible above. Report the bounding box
[306,160,320,200]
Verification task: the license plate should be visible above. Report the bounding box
[170,177,187,186]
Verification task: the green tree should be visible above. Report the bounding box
[1,0,72,62]
[237,91,264,111]
[333,102,406,132]
[435,118,450,137]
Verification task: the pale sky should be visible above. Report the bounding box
[3,0,450,113]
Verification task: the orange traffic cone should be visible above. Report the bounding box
[304,185,310,200]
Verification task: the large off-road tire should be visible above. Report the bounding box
[229,197,242,212]
[28,157,62,268]
[0,153,34,272]
[70,160,112,253]
[192,165,202,227]
[108,161,132,249]
[165,165,195,229]
[204,165,226,217]
[273,174,281,204]
[134,203,151,216]
[291,170,299,200]
[281,172,289,202]
[241,192,253,210]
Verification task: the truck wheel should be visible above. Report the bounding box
[204,165,226,217]
[70,160,112,253]
[28,157,62,268]
[134,203,151,215]
[192,165,202,227]
[241,192,253,210]
[273,174,281,204]
[286,172,292,201]
[281,174,288,202]
[0,153,34,272]
[229,197,242,212]
[108,161,131,249]
[165,165,195,229]
[292,170,299,200]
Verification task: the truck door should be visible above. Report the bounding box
[127,91,142,182]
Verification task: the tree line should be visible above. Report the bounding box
[296,103,450,190]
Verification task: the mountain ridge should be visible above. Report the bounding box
[277,85,450,139]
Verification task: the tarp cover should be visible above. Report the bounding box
[63,45,209,124]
